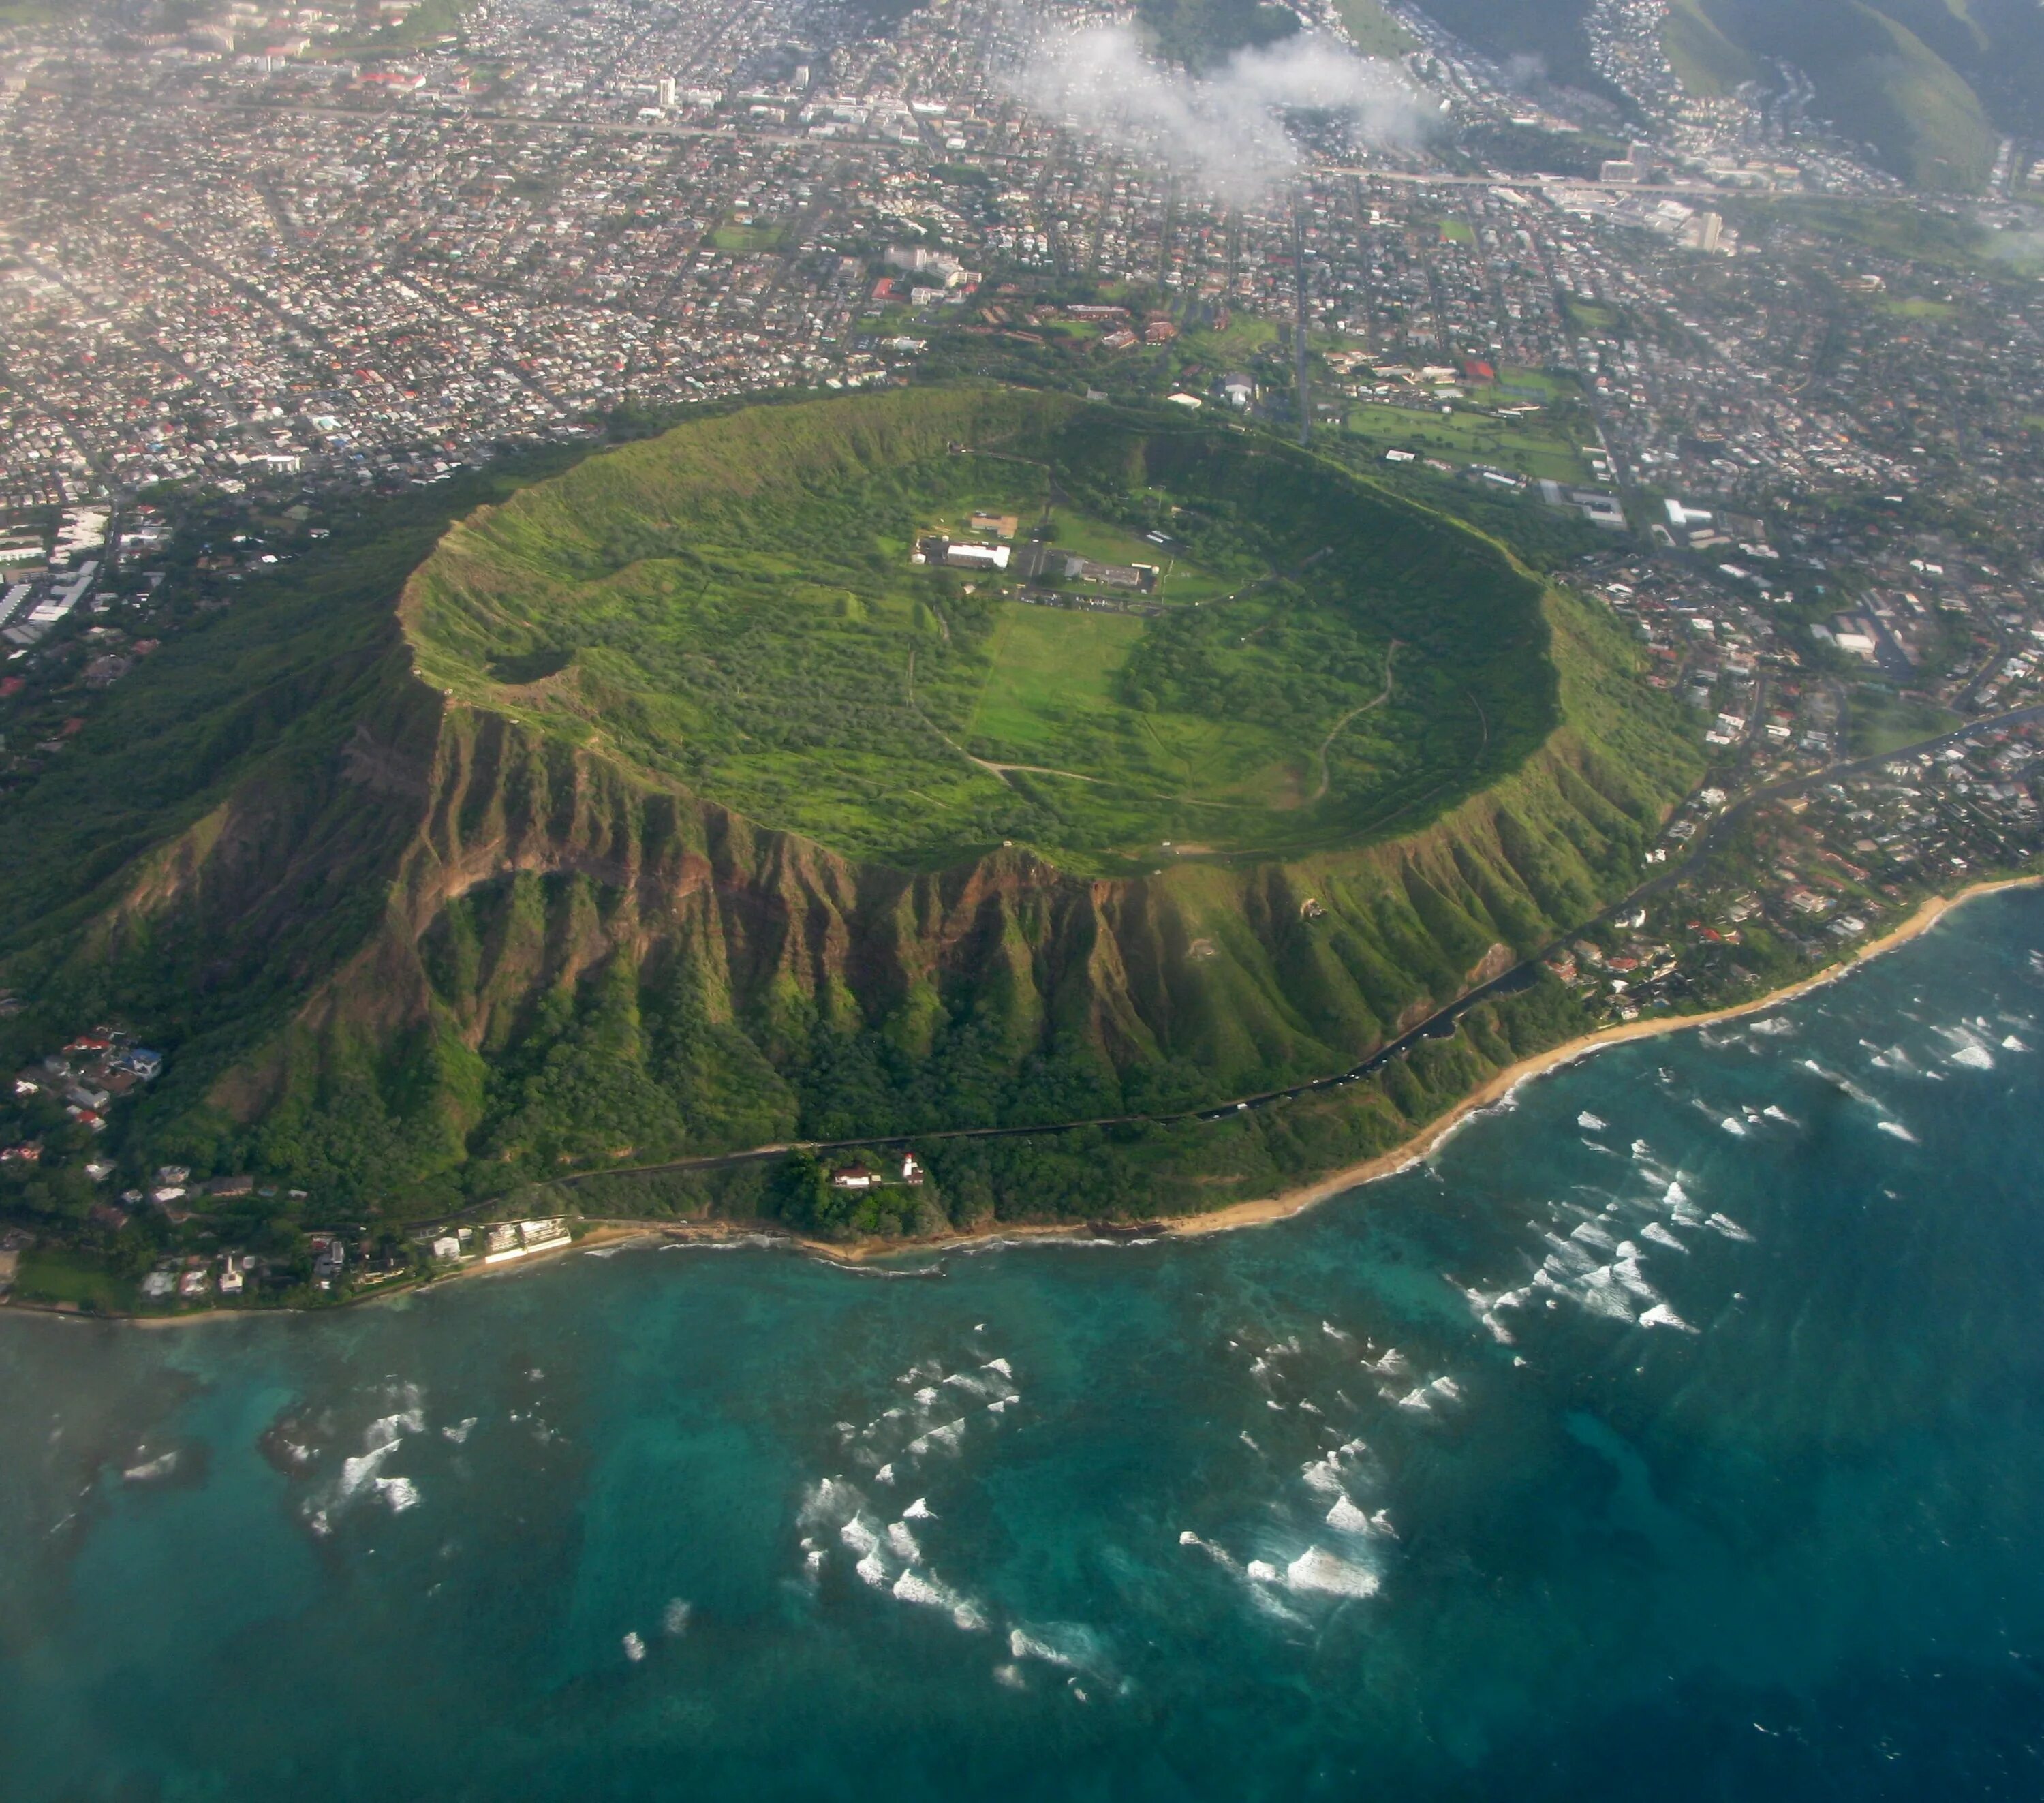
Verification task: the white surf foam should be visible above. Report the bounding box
[338,1440,399,1500]
[1284,1545,1380,1598]
[1325,1494,1374,1535]
[893,1569,987,1631]
[1007,1622,1111,1678]
[799,1476,865,1530]
[1179,1529,1243,1575]
[1573,1267,1637,1321]
[904,1418,967,1458]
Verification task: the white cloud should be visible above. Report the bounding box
[1006,22,1425,203]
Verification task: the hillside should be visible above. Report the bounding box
[1413,0,2027,192]
[1694,0,1998,191]
[0,390,1700,1232]
[403,389,1559,874]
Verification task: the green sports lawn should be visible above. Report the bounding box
[709,223,788,253]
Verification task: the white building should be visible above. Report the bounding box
[944,542,1009,571]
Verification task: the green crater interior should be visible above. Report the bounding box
[407,388,1560,873]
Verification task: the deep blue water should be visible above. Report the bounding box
[6,891,2044,1802]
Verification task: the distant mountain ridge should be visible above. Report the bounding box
[1419,0,2039,191]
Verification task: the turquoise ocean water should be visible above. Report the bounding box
[5,891,2044,1802]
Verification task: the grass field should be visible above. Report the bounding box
[1344,401,1594,484]
[408,390,1561,872]
[1175,315,1280,367]
[1848,690,1963,758]
[709,223,788,253]
[1332,0,1416,57]
[1491,365,1575,399]
[1562,295,1623,335]
[965,604,1310,816]
[14,1247,136,1312]
[1875,296,1960,320]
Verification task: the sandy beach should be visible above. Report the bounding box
[782,873,2043,1261]
[1157,873,2043,1242]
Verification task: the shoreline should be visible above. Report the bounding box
[1151,872,2043,1242]
[6,875,2037,1316]
[793,872,2042,1261]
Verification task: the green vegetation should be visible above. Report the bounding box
[1455,123,1629,183]
[1681,0,1996,190]
[1876,296,1960,319]
[1344,401,1594,485]
[0,387,1700,1251]
[546,969,1604,1241]
[1738,196,2044,278]
[1413,0,1613,95]
[13,1246,137,1313]
[409,389,1565,872]
[1562,295,1622,336]
[1661,0,1759,96]
[1846,688,1962,758]
[1138,0,1301,67]
[709,222,788,253]
[1174,313,1280,367]
[1331,0,1416,58]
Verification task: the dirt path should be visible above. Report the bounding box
[1312,641,1399,802]
[904,648,1103,786]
